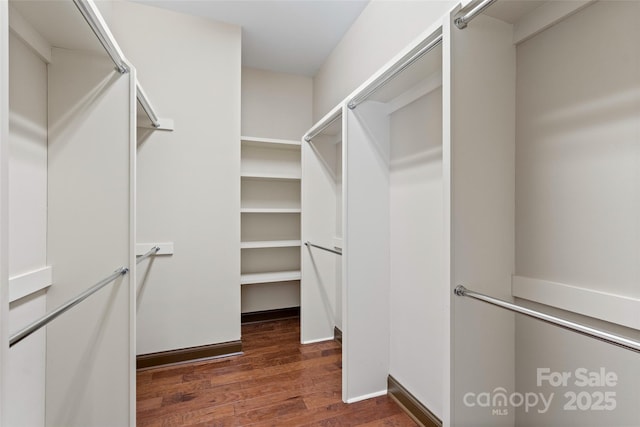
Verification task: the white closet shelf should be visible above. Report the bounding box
[241,173,301,181]
[241,240,301,249]
[240,208,301,214]
[241,270,301,285]
[241,136,301,148]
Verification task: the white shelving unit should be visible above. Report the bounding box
[240,136,301,313]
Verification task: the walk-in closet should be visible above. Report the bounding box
[2,0,640,426]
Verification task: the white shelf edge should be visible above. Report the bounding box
[241,136,301,147]
[241,240,302,249]
[240,270,302,285]
[9,266,53,303]
[240,173,301,181]
[512,275,640,331]
[240,208,301,214]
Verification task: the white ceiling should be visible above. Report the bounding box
[132,0,370,76]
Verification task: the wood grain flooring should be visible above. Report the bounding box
[137,318,418,426]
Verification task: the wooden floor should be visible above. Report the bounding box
[137,318,418,426]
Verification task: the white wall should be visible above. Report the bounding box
[7,32,48,427]
[514,2,640,425]
[515,0,640,300]
[108,1,242,354]
[389,88,444,417]
[313,0,454,120]
[242,67,312,140]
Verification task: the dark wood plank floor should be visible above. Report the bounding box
[137,318,418,426]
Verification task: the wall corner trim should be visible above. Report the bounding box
[333,326,342,346]
[387,375,442,427]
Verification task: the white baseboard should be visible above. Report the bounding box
[345,389,387,404]
[301,335,334,345]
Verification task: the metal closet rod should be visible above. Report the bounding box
[454,285,640,354]
[454,0,499,29]
[9,267,129,347]
[305,241,342,256]
[304,109,342,142]
[347,33,443,110]
[136,246,160,264]
[136,82,161,128]
[72,0,129,74]
[73,0,161,128]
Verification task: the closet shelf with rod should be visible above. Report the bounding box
[347,32,442,110]
[453,0,498,29]
[304,241,342,256]
[136,80,174,131]
[454,285,640,354]
[10,266,129,347]
[136,246,160,264]
[303,105,342,142]
[73,0,173,131]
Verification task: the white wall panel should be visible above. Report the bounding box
[0,2,9,423]
[8,292,46,427]
[46,48,133,427]
[7,32,48,427]
[389,88,445,417]
[344,101,390,402]
[8,33,47,278]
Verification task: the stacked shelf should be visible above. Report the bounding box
[240,137,301,299]
[241,240,301,249]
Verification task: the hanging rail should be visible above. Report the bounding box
[136,81,161,128]
[136,246,160,264]
[347,33,443,110]
[454,0,499,29]
[454,285,640,354]
[72,0,129,74]
[304,106,342,142]
[9,267,129,347]
[305,241,342,256]
[73,0,163,128]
